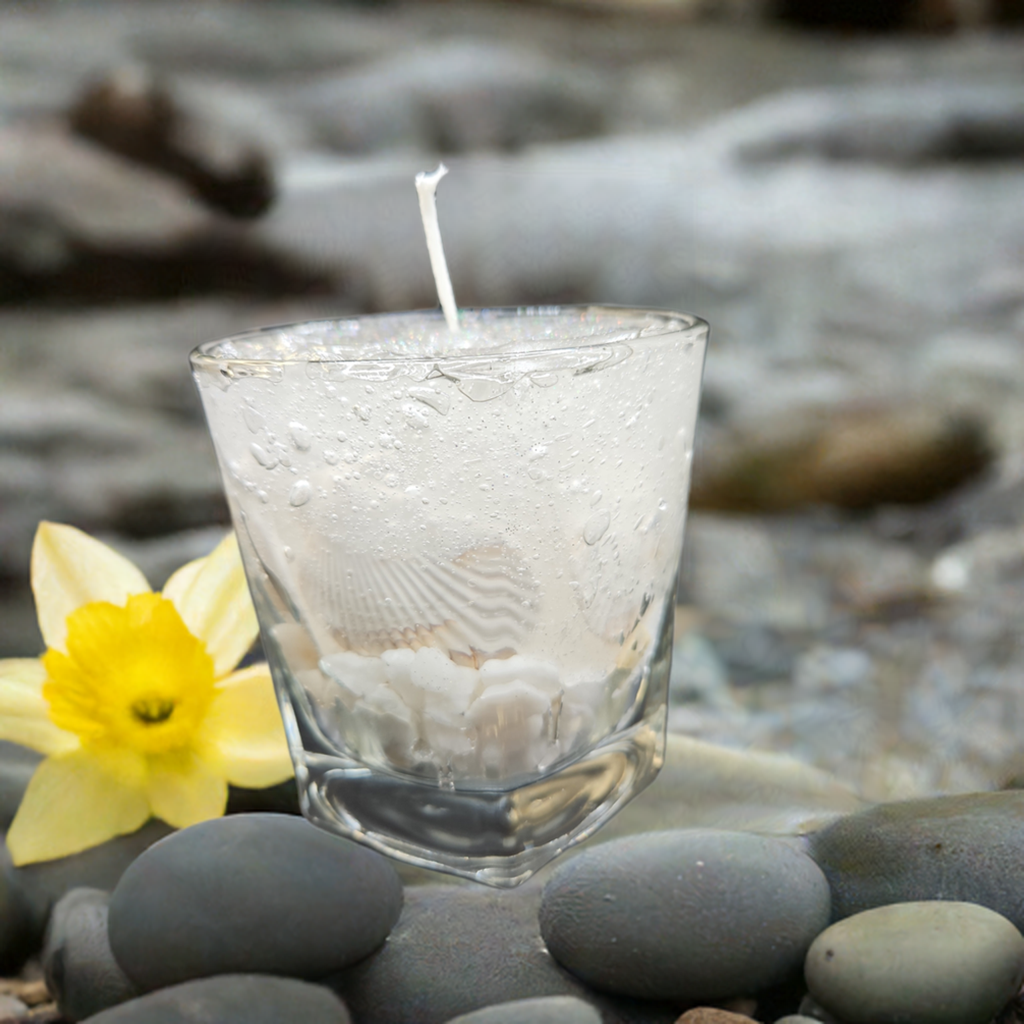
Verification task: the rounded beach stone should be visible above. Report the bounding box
[6,819,174,949]
[0,994,27,1019]
[80,974,351,1024]
[676,1010,759,1024]
[43,887,137,1021]
[444,995,601,1024]
[329,883,679,1024]
[806,791,1024,928]
[805,901,1024,1024]
[107,814,402,991]
[539,829,831,1002]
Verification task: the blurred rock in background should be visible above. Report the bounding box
[2,0,1024,797]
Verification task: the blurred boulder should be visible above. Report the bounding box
[70,65,275,219]
[0,387,228,576]
[0,125,328,305]
[733,82,1024,164]
[691,404,992,513]
[287,41,610,155]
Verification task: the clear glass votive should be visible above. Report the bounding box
[190,306,708,885]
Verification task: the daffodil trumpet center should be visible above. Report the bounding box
[42,593,216,756]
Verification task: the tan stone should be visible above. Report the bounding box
[675,1008,756,1024]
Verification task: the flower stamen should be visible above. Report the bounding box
[131,698,176,725]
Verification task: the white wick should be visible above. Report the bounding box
[415,164,459,333]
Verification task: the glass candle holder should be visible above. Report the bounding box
[191,306,708,885]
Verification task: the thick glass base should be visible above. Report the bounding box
[267,585,676,886]
[290,712,665,887]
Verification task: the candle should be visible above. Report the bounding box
[190,169,708,885]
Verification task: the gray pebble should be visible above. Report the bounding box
[805,901,1024,1024]
[0,994,28,1019]
[329,883,679,1024]
[0,849,34,974]
[807,791,1024,928]
[444,995,602,1024]
[797,994,842,1023]
[108,814,402,991]
[43,888,137,1021]
[80,973,351,1024]
[539,829,831,1002]
[5,819,173,950]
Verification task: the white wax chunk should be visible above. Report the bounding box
[555,699,596,758]
[381,647,419,709]
[314,639,610,780]
[561,675,608,708]
[478,655,561,696]
[409,646,480,717]
[420,714,476,760]
[469,680,552,776]
[319,651,388,702]
[468,680,552,730]
[353,683,417,765]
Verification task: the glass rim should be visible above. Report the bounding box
[189,304,709,368]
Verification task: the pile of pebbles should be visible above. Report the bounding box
[3,788,1024,1023]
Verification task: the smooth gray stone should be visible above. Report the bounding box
[805,901,1024,1024]
[0,849,34,974]
[444,996,601,1024]
[108,814,402,991]
[540,829,831,1002]
[0,994,28,1019]
[806,791,1024,928]
[797,994,842,1023]
[775,1018,825,1024]
[5,819,174,949]
[80,974,351,1024]
[329,884,679,1024]
[43,888,137,1022]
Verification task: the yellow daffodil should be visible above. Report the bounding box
[0,522,293,866]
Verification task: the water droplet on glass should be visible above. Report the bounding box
[591,490,603,507]
[583,509,611,545]
[658,498,668,511]
[289,421,311,451]
[323,449,339,465]
[288,480,312,506]
[250,443,278,470]
[355,405,371,422]
[528,444,548,462]
[243,403,264,435]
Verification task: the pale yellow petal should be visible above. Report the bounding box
[160,555,204,605]
[145,750,227,828]
[7,747,149,866]
[163,532,257,678]
[196,664,293,789]
[32,522,150,654]
[0,659,79,756]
